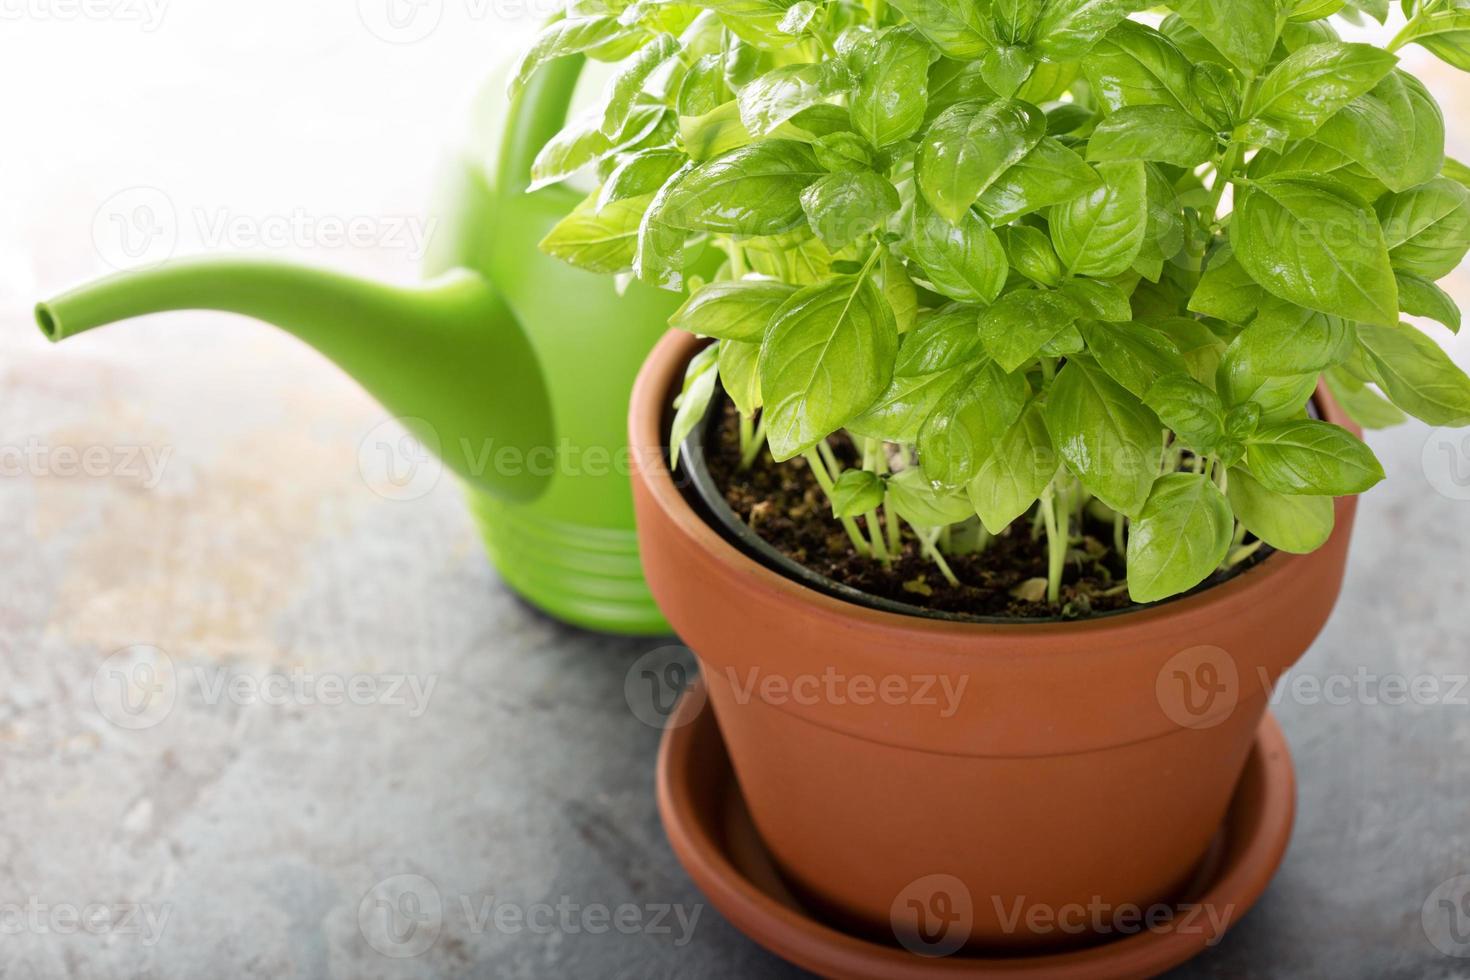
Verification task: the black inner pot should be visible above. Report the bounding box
[676,385,1290,625]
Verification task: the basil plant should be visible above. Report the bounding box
[523,0,1470,605]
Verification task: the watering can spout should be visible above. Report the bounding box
[35,256,554,503]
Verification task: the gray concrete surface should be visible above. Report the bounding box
[1,305,1468,979]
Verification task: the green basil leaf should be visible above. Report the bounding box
[978,289,1085,371]
[738,61,852,137]
[906,197,1009,303]
[1133,163,1187,282]
[967,398,1058,533]
[670,344,719,468]
[926,59,999,122]
[1079,319,1186,398]
[1041,324,1087,358]
[813,132,878,172]
[511,17,647,96]
[1152,316,1228,385]
[538,190,652,274]
[1192,62,1241,129]
[1158,13,1225,65]
[887,0,991,58]
[1245,419,1385,495]
[1189,246,1267,324]
[678,53,729,118]
[1313,70,1444,193]
[1287,0,1345,22]
[679,101,754,162]
[918,99,1046,225]
[721,32,767,87]
[882,252,921,334]
[1390,9,1470,71]
[670,279,798,340]
[895,307,988,375]
[853,27,933,147]
[634,161,695,291]
[1083,20,1199,116]
[1342,0,1389,24]
[1356,320,1470,425]
[1218,359,1318,421]
[759,272,900,460]
[770,104,852,142]
[1229,297,1354,376]
[1235,118,1292,155]
[1378,177,1470,280]
[1233,175,1398,325]
[993,0,1044,43]
[700,0,795,43]
[831,469,887,518]
[886,467,978,526]
[1045,102,1097,135]
[1143,374,1227,453]
[746,228,861,285]
[918,360,1030,486]
[980,45,1038,98]
[1225,402,1263,440]
[1396,272,1461,333]
[599,34,679,137]
[1252,42,1398,140]
[668,9,724,60]
[847,371,968,443]
[1278,18,1342,52]
[997,225,1064,286]
[777,0,820,34]
[1126,473,1234,602]
[1049,160,1148,279]
[661,140,824,235]
[1322,365,1406,429]
[1017,58,1082,103]
[1169,0,1282,75]
[1044,357,1163,516]
[531,104,667,191]
[1087,106,1218,167]
[1247,139,1388,203]
[719,339,764,417]
[1445,156,1470,191]
[1226,466,1335,554]
[1033,0,1142,59]
[1061,278,1134,322]
[800,171,902,250]
[847,309,984,442]
[977,137,1102,224]
[597,149,689,210]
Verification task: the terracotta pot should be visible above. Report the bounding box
[630,330,1360,952]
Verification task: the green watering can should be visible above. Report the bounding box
[34,58,683,636]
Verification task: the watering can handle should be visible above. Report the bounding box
[495,55,586,198]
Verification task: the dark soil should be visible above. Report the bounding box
[703,400,1262,621]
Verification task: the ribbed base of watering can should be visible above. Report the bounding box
[465,490,670,636]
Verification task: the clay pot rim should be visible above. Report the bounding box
[631,329,1358,650]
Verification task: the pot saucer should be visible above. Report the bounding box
[656,681,1296,979]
